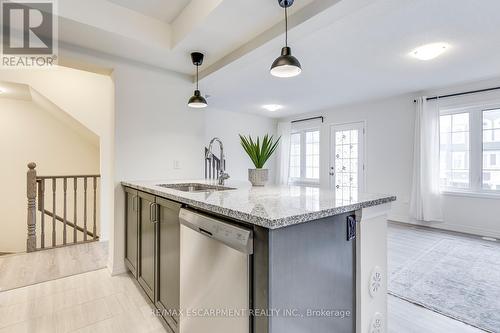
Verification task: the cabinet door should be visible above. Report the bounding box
[124,187,139,277]
[155,197,181,329]
[138,191,156,301]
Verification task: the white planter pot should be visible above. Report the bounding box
[248,168,268,186]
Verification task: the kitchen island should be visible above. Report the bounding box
[122,179,396,333]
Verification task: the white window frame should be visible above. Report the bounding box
[289,128,321,186]
[440,103,500,197]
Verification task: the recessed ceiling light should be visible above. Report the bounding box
[0,88,4,94]
[409,42,450,61]
[262,104,283,112]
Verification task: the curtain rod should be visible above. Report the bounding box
[413,86,500,103]
[291,116,324,124]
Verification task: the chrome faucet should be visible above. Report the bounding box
[206,137,230,185]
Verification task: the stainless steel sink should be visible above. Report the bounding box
[157,183,236,193]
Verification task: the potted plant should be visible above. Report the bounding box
[239,134,280,186]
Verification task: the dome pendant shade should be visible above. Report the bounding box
[187,52,208,108]
[270,0,302,78]
[270,46,302,78]
[188,89,207,108]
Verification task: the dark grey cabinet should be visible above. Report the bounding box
[155,197,181,329]
[138,191,156,301]
[124,187,180,332]
[124,187,138,277]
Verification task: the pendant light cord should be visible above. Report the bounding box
[285,5,288,47]
[196,65,199,90]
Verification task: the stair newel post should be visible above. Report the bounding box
[26,162,37,252]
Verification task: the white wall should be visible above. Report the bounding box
[205,108,278,182]
[0,98,100,252]
[0,66,115,266]
[280,80,500,238]
[281,94,415,220]
[58,45,278,274]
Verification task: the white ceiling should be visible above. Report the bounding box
[56,0,314,74]
[49,0,500,118]
[105,0,191,23]
[200,0,500,117]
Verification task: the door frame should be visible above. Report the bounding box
[329,121,367,196]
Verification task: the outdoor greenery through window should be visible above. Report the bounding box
[289,129,320,184]
[439,107,500,192]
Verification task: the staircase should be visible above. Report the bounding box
[26,162,100,252]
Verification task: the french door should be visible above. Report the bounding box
[330,122,365,204]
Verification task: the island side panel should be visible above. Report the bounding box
[253,226,270,333]
[267,212,357,333]
[356,203,391,333]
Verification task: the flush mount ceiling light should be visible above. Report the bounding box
[270,0,302,78]
[188,52,208,108]
[409,42,450,61]
[262,104,283,112]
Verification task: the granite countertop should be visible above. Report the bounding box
[121,179,396,229]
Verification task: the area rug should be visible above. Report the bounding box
[389,237,500,333]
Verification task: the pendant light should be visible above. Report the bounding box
[188,52,208,108]
[270,0,302,78]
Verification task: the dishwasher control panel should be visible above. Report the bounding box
[179,209,253,254]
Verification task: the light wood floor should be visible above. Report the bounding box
[0,223,490,332]
[0,241,108,291]
[0,268,165,333]
[387,222,488,333]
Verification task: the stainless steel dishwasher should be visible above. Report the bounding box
[178,208,253,333]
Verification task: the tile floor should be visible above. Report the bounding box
[0,241,108,291]
[0,268,167,333]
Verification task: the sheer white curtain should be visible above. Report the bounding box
[276,121,291,185]
[410,97,443,222]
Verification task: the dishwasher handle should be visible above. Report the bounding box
[179,208,253,255]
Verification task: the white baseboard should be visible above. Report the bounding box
[107,258,127,276]
[388,215,500,239]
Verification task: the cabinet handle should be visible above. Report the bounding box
[149,203,154,223]
[149,203,159,224]
[153,203,159,224]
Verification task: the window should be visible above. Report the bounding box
[439,113,470,189]
[483,109,500,190]
[289,133,301,179]
[289,129,320,184]
[439,107,500,193]
[305,131,320,179]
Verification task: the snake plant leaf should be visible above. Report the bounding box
[239,134,281,169]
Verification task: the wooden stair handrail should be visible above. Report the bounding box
[37,175,100,180]
[27,162,101,252]
[39,208,97,239]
